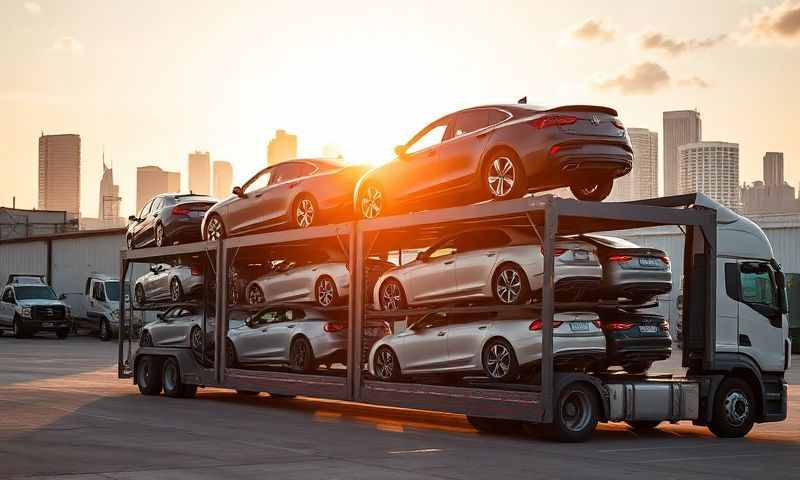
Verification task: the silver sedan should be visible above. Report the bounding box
[368,311,605,382]
[373,227,602,311]
[134,263,204,305]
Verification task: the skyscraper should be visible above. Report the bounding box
[678,141,739,210]
[763,152,784,186]
[188,151,210,195]
[38,133,81,217]
[136,166,181,213]
[267,129,297,165]
[98,160,121,221]
[213,160,233,199]
[663,110,701,196]
[623,128,659,200]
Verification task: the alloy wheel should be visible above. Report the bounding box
[135,285,145,305]
[155,224,164,247]
[375,349,395,380]
[485,343,512,379]
[381,282,402,311]
[487,157,515,198]
[317,278,335,306]
[361,186,383,219]
[295,198,315,228]
[496,268,522,303]
[578,184,599,196]
[206,217,222,240]
[248,286,265,305]
[291,340,309,370]
[170,279,182,302]
[723,390,750,427]
[190,327,203,354]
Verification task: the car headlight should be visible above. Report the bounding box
[21,307,32,318]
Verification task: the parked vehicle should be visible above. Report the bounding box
[7,274,47,285]
[369,311,605,382]
[202,158,369,239]
[354,103,632,219]
[599,309,672,374]
[373,228,601,311]
[580,234,672,302]
[0,279,72,338]
[134,263,204,305]
[62,274,144,341]
[139,304,229,364]
[127,193,217,249]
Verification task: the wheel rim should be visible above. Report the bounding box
[295,199,315,228]
[724,390,750,427]
[171,280,181,301]
[485,342,512,379]
[248,286,264,305]
[562,389,592,432]
[579,184,599,196]
[136,286,144,304]
[496,268,522,304]
[292,341,308,369]
[191,328,203,353]
[141,331,152,347]
[376,349,395,379]
[206,218,222,240]
[381,282,402,311]
[488,157,515,198]
[317,278,335,306]
[163,362,177,392]
[155,225,164,247]
[361,186,383,219]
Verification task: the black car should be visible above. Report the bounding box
[127,194,217,249]
[354,102,633,219]
[599,309,672,374]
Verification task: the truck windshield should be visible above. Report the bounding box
[104,282,121,301]
[15,286,57,300]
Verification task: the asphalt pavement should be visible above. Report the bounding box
[0,334,798,479]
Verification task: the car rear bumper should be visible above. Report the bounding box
[606,336,672,363]
[553,142,633,181]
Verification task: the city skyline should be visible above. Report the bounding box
[38,133,80,217]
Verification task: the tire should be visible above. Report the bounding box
[467,416,522,434]
[190,326,204,364]
[99,319,112,341]
[126,235,134,250]
[492,263,530,305]
[373,346,402,381]
[292,195,317,228]
[482,338,520,382]
[358,183,385,219]
[550,382,599,442]
[134,284,146,306]
[570,179,614,202]
[626,420,662,431]
[315,276,339,307]
[139,330,153,347]
[13,317,25,339]
[289,337,316,373]
[162,357,195,398]
[247,284,265,305]
[155,222,166,247]
[225,339,238,368]
[204,214,225,241]
[56,328,69,339]
[137,356,163,395]
[170,277,184,302]
[484,149,526,200]
[378,279,406,311]
[623,361,653,375]
[709,377,756,438]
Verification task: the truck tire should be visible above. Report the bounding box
[709,377,755,438]
[56,328,69,339]
[137,356,163,396]
[99,319,112,341]
[549,382,599,442]
[162,357,196,398]
[13,317,25,339]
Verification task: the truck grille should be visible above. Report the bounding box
[33,305,66,321]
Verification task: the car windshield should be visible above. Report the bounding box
[105,282,121,301]
[15,285,57,300]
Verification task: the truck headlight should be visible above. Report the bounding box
[21,307,32,318]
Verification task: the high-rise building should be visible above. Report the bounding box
[663,110,702,196]
[38,133,81,218]
[763,152,784,186]
[213,160,233,199]
[678,141,739,210]
[136,166,181,213]
[188,151,210,195]
[267,129,297,165]
[98,160,121,221]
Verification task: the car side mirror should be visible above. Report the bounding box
[128,215,138,222]
[232,186,245,198]
[150,265,159,273]
[394,144,407,158]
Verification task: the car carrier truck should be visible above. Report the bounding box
[118,193,789,442]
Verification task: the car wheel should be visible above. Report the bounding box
[99,319,112,341]
[155,223,166,247]
[315,276,338,307]
[484,150,526,200]
[709,377,755,438]
[570,179,614,202]
[170,277,184,302]
[56,328,69,339]
[292,195,317,229]
[126,235,134,250]
[482,338,519,382]
[189,326,204,364]
[140,330,153,347]
[374,346,402,381]
[289,336,316,373]
[550,382,599,442]
[358,183,384,219]
[136,355,163,395]
[13,317,25,339]
[225,339,238,368]
[623,361,653,375]
[162,357,196,398]
[134,284,146,306]
[626,420,662,431]
[247,284,265,305]
[379,279,406,311]
[492,263,530,305]
[204,215,225,241]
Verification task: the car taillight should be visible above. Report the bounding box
[592,320,602,328]
[529,115,577,129]
[611,118,624,129]
[190,265,202,276]
[606,322,635,331]
[540,246,567,256]
[608,255,632,263]
[660,255,670,265]
[172,205,191,216]
[324,322,346,333]
[548,145,561,156]
[659,322,670,331]
[529,319,563,331]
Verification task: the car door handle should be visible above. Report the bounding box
[255,193,263,198]
[286,324,295,329]
[261,328,268,332]
[443,260,454,265]
[437,331,447,336]
[478,325,488,330]
[486,253,496,257]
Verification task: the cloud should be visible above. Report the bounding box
[677,76,711,88]
[741,0,800,44]
[640,32,726,55]
[596,62,670,95]
[50,36,84,53]
[571,19,616,42]
[23,1,41,14]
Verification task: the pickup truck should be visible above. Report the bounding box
[0,277,72,339]
[62,274,143,341]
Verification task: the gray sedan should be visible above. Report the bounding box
[368,311,605,382]
[134,263,205,305]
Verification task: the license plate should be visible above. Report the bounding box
[638,257,660,267]
[569,322,590,332]
[639,325,658,333]
[574,249,589,261]
[41,322,53,328]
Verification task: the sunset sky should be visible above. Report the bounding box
[1,0,799,217]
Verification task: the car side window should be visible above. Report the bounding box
[458,229,511,251]
[406,122,449,155]
[414,312,448,330]
[138,199,153,219]
[150,198,164,214]
[271,162,316,185]
[2,288,14,303]
[489,109,511,125]
[244,169,272,193]
[428,241,458,259]
[92,283,105,301]
[452,109,492,137]
[256,309,288,325]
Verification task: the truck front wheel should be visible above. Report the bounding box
[99,319,112,341]
[709,377,755,438]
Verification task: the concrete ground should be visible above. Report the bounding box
[0,334,798,480]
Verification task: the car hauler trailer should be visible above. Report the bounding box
[118,193,789,442]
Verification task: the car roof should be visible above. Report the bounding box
[7,274,47,285]
[88,274,118,282]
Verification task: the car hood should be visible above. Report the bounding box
[17,299,68,307]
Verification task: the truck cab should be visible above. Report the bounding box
[0,276,72,339]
